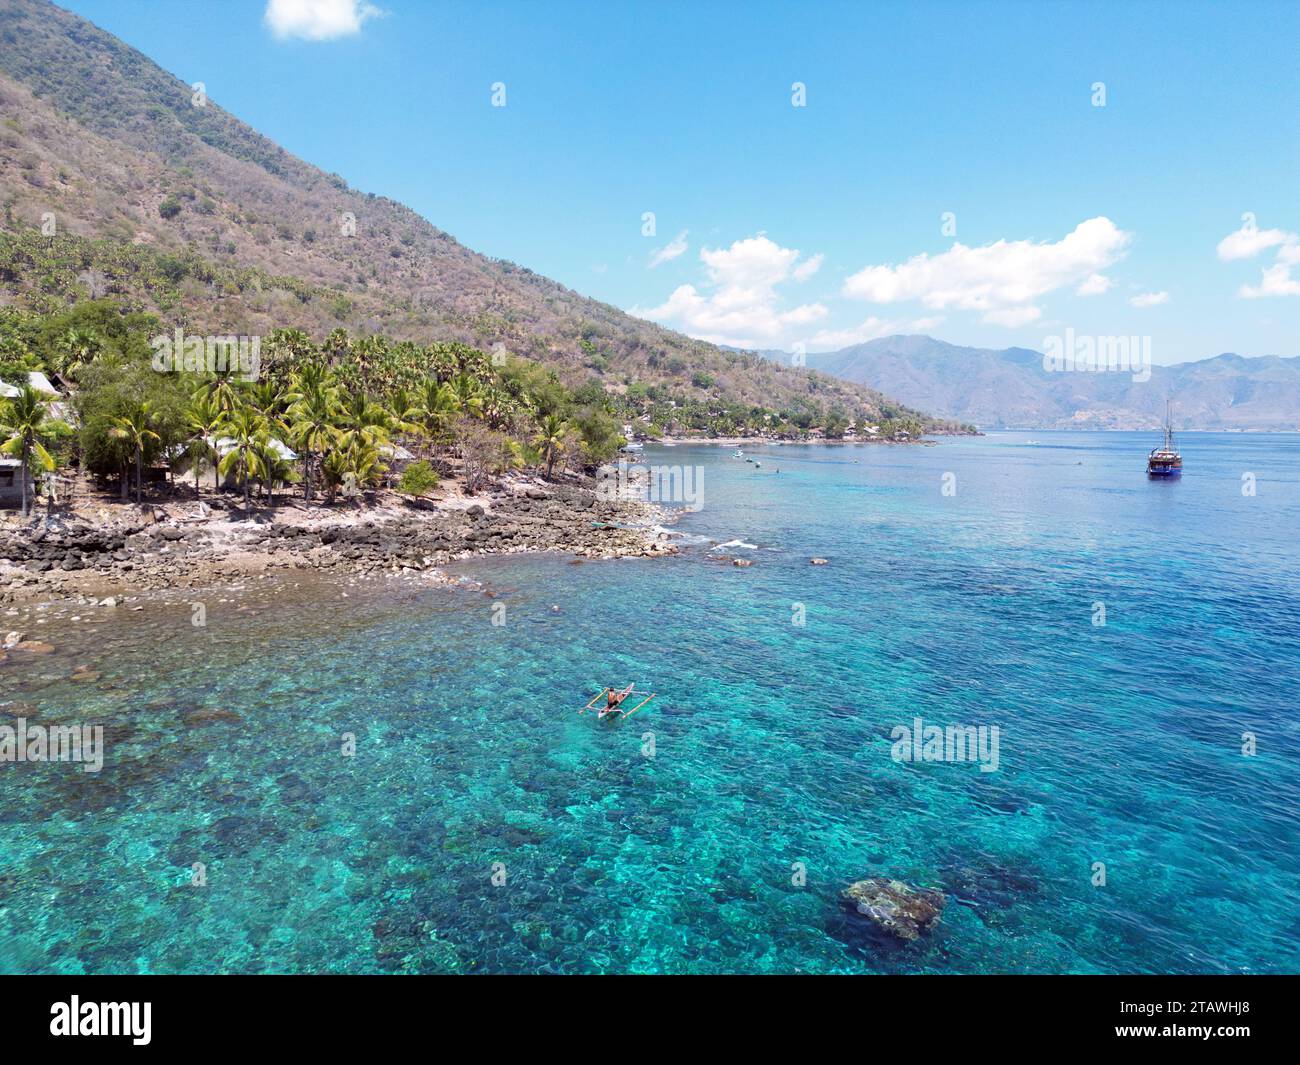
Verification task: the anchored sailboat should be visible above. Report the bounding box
[1147,401,1182,477]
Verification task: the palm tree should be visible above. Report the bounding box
[253,439,295,506]
[286,370,341,501]
[321,447,349,504]
[533,413,570,480]
[186,393,226,492]
[216,406,266,512]
[247,381,287,430]
[108,401,161,504]
[414,379,460,454]
[52,327,99,386]
[452,374,485,420]
[336,392,393,452]
[388,387,423,438]
[193,367,246,415]
[179,435,210,496]
[0,383,64,519]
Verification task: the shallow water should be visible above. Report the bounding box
[2,431,1298,973]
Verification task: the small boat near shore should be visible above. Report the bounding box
[1147,402,1183,478]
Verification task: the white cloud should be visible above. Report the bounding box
[648,231,688,268]
[1241,264,1300,298]
[1216,225,1294,261]
[842,217,1131,326]
[1217,222,1300,298]
[1129,291,1169,308]
[807,315,943,351]
[265,0,383,41]
[1076,273,1112,296]
[635,234,827,348]
[793,253,824,282]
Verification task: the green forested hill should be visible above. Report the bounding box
[0,0,960,434]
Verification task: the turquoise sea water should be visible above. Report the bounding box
[2,430,1299,974]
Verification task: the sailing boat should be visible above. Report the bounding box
[1147,401,1182,477]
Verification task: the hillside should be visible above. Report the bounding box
[779,336,1300,431]
[0,0,959,433]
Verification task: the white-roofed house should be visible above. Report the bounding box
[0,456,27,507]
[1,374,63,509]
[1,371,61,399]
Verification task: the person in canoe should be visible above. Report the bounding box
[602,684,633,716]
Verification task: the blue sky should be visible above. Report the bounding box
[62,0,1300,362]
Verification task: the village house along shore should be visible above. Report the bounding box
[0,476,676,614]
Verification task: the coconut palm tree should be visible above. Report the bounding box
[0,382,65,519]
[285,369,341,501]
[247,380,287,431]
[108,402,161,504]
[533,413,570,480]
[216,406,267,512]
[193,366,246,415]
[253,439,295,506]
[336,392,393,452]
[452,374,485,420]
[388,387,423,439]
[186,393,226,492]
[413,379,460,455]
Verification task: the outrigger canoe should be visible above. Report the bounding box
[581,685,655,720]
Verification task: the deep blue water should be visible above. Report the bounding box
[2,431,1298,974]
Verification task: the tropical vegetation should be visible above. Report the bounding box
[0,302,634,518]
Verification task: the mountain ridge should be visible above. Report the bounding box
[765,335,1300,430]
[0,0,962,433]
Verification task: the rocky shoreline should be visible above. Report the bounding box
[0,480,677,608]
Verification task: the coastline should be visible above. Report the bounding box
[0,478,676,619]
[651,435,942,446]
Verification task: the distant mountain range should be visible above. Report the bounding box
[760,336,1300,430]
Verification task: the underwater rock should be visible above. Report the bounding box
[840,877,945,941]
[182,707,244,726]
[3,631,26,649]
[15,640,55,654]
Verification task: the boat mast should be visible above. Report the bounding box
[1165,400,1175,452]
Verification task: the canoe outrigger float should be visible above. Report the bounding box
[581,684,656,720]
